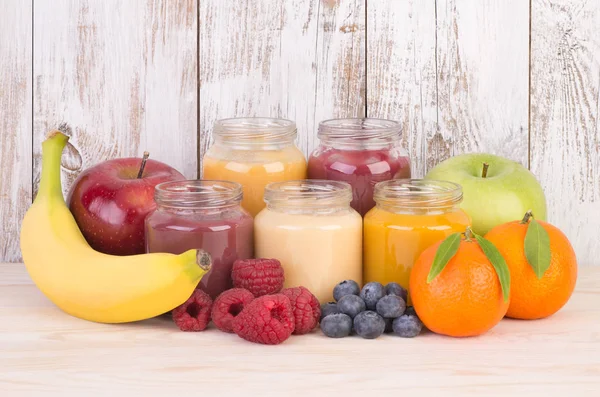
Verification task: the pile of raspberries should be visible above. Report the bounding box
[172,258,321,345]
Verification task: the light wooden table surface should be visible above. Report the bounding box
[1,263,599,396]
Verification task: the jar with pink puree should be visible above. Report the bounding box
[254,180,363,302]
[308,118,411,216]
[145,180,254,298]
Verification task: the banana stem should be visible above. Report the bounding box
[196,249,212,271]
[37,131,69,202]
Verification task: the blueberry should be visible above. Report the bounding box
[320,302,341,321]
[384,318,394,333]
[337,294,366,319]
[385,282,408,302]
[360,282,385,310]
[353,311,386,339]
[376,295,406,318]
[333,280,361,301]
[320,313,353,338]
[404,306,417,317]
[392,314,423,338]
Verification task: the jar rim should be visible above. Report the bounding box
[155,180,243,209]
[318,118,402,141]
[374,179,463,210]
[264,179,353,209]
[213,117,297,145]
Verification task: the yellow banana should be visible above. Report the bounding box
[20,131,210,323]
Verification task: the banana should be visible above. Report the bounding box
[20,131,210,323]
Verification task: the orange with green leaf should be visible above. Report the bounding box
[485,211,577,320]
[409,228,510,337]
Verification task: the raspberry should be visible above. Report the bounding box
[232,294,295,344]
[281,287,321,335]
[211,288,255,333]
[231,258,285,297]
[172,289,213,332]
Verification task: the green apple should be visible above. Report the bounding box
[425,153,547,235]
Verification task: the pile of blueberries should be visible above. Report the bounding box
[320,280,423,339]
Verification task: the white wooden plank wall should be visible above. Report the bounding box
[33,0,198,198]
[530,0,600,269]
[0,0,32,262]
[0,0,598,266]
[366,0,437,178]
[435,0,530,167]
[199,0,365,167]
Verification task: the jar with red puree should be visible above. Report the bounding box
[145,180,254,298]
[307,118,411,216]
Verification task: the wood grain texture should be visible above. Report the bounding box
[530,0,600,269]
[33,0,198,199]
[0,263,599,395]
[366,0,437,178]
[0,1,32,262]
[198,0,365,166]
[435,0,530,168]
[1,1,599,266]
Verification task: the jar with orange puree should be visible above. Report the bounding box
[202,118,307,217]
[363,179,471,295]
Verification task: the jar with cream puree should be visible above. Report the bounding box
[363,179,471,296]
[254,180,362,303]
[145,180,254,299]
[202,117,307,217]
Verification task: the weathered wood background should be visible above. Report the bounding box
[1,0,598,266]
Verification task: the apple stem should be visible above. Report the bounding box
[482,162,489,178]
[464,227,474,242]
[521,210,534,224]
[137,151,150,179]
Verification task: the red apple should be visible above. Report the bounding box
[67,154,185,255]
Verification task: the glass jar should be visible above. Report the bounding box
[307,118,411,216]
[363,179,471,295]
[145,180,254,299]
[202,117,307,217]
[254,180,363,303]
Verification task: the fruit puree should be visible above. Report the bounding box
[308,118,411,216]
[363,180,471,296]
[202,118,307,217]
[203,150,306,217]
[254,180,363,303]
[145,181,254,299]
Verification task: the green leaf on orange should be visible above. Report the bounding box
[524,218,551,279]
[427,232,461,283]
[474,234,511,302]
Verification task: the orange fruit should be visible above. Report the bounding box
[409,238,509,337]
[485,219,577,319]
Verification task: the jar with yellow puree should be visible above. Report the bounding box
[254,180,363,303]
[363,179,471,295]
[202,118,307,217]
